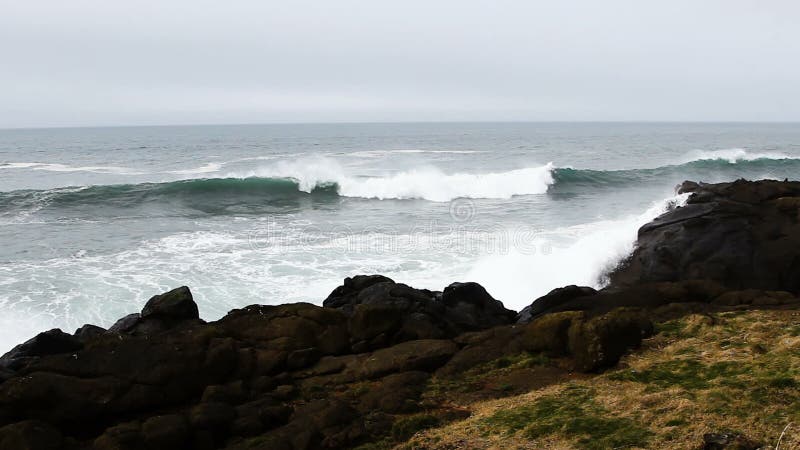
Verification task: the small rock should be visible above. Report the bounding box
[107,313,142,334]
[73,324,106,341]
[141,286,198,321]
[516,285,598,323]
[703,432,763,450]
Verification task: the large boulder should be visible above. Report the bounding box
[516,285,598,323]
[324,276,515,350]
[218,302,350,357]
[0,420,62,450]
[610,179,800,293]
[347,339,459,379]
[514,280,750,320]
[0,329,82,371]
[107,286,201,335]
[567,308,654,372]
[322,275,396,311]
[519,308,653,372]
[440,282,517,330]
[141,286,198,321]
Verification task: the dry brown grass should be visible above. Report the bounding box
[402,309,800,449]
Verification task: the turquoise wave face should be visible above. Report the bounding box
[549,157,800,193]
[0,177,341,217]
[3,156,799,216]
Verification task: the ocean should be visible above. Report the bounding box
[1,122,799,352]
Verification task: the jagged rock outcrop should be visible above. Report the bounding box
[0,329,83,373]
[610,179,800,292]
[0,279,663,449]
[323,275,515,351]
[516,285,598,323]
[107,286,202,335]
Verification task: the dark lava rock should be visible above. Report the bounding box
[515,279,751,320]
[190,402,236,432]
[611,179,800,293]
[0,329,82,371]
[567,308,654,372]
[324,276,514,350]
[323,275,395,310]
[141,286,198,321]
[356,371,430,414]
[520,311,584,355]
[93,421,142,450]
[0,420,62,450]
[440,282,517,330]
[141,414,190,449]
[218,302,350,356]
[349,339,459,379]
[519,308,653,372]
[73,324,106,342]
[703,432,763,450]
[437,325,527,376]
[286,347,322,370]
[107,313,142,334]
[516,285,598,323]
[107,286,201,336]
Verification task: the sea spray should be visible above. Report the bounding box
[226,157,556,201]
[465,193,689,310]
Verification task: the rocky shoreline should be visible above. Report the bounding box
[2,179,800,450]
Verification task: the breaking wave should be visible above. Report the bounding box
[2,150,798,217]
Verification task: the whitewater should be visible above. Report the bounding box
[1,122,799,353]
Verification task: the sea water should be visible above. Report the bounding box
[1,122,799,352]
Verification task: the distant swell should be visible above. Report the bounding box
[2,152,799,218]
[550,156,800,193]
[0,177,339,216]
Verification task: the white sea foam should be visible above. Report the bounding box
[0,186,91,225]
[226,157,555,202]
[0,162,141,174]
[0,192,690,353]
[345,149,483,158]
[678,148,795,164]
[465,193,689,310]
[166,162,223,175]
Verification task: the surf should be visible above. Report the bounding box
[2,149,799,218]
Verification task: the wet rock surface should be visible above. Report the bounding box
[611,179,800,293]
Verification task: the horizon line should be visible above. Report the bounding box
[2,119,800,132]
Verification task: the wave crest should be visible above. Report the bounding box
[678,148,795,164]
[2,150,799,218]
[225,158,555,202]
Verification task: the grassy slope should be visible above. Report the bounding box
[398,309,800,449]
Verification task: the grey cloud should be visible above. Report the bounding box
[1,0,799,127]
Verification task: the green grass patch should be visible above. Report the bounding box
[481,384,651,450]
[655,320,685,337]
[425,352,551,399]
[352,439,394,450]
[391,414,441,441]
[491,352,551,370]
[665,418,687,427]
[767,376,797,389]
[608,359,748,390]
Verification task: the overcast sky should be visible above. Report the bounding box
[1,0,799,128]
